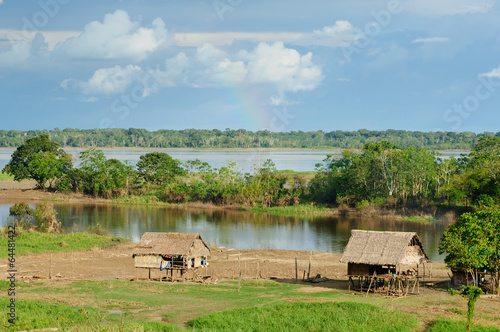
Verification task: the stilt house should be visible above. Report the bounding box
[340,230,431,295]
[133,232,210,272]
[340,230,430,275]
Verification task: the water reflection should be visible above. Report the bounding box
[0,202,449,261]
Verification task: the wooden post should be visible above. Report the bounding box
[302,270,306,281]
[148,268,151,280]
[49,253,52,280]
[307,252,312,280]
[295,256,298,281]
[366,272,376,297]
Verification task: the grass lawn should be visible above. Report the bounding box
[0,231,126,257]
[1,279,499,331]
[0,171,13,180]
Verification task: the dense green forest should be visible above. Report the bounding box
[1,128,499,149]
[3,135,500,213]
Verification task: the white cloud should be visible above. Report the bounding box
[336,77,351,82]
[0,33,47,67]
[64,42,323,98]
[55,10,167,61]
[62,65,144,95]
[302,21,360,47]
[407,0,495,16]
[412,37,450,43]
[479,66,500,78]
[242,42,323,92]
[0,29,80,51]
[81,96,98,102]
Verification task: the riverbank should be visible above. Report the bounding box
[0,180,460,221]
[0,236,499,331]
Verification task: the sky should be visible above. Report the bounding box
[0,0,499,133]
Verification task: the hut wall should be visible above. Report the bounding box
[194,257,201,268]
[135,255,161,268]
[348,263,370,275]
[400,245,426,265]
[192,240,210,257]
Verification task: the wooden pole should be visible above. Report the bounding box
[295,256,298,281]
[49,253,52,279]
[238,254,241,293]
[307,252,312,280]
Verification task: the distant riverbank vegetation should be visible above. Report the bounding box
[1,128,499,149]
[2,134,500,216]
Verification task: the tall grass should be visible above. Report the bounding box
[429,318,499,332]
[188,301,419,332]
[0,171,13,180]
[0,232,125,257]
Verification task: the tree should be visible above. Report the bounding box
[439,211,500,284]
[77,148,134,198]
[2,134,72,189]
[462,286,483,332]
[136,152,186,185]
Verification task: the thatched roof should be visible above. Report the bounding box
[133,232,210,257]
[340,230,429,266]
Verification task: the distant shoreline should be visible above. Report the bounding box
[0,147,472,153]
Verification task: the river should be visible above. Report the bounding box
[0,202,449,261]
[0,149,466,173]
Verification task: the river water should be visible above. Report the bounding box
[0,202,449,261]
[0,149,466,173]
[0,148,459,261]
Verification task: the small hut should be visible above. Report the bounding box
[132,232,210,281]
[340,230,430,295]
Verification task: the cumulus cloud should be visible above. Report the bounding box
[298,21,361,47]
[0,33,48,67]
[62,65,144,95]
[406,0,494,16]
[412,37,450,43]
[479,66,500,78]
[63,42,323,98]
[55,10,167,61]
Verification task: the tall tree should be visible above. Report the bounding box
[2,134,72,189]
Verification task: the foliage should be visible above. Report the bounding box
[2,134,72,188]
[462,286,484,332]
[136,152,186,185]
[439,211,500,276]
[72,148,135,198]
[0,128,496,149]
[188,301,419,331]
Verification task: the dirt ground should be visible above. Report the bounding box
[2,240,450,284]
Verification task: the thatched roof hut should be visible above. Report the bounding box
[340,230,429,276]
[133,232,210,270]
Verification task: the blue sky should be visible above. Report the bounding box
[1,0,499,133]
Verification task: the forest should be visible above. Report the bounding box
[1,128,499,149]
[3,134,500,212]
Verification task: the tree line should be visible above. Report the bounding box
[3,134,499,211]
[1,128,499,149]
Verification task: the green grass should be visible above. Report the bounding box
[188,301,419,332]
[0,171,13,180]
[402,216,435,223]
[251,203,330,216]
[0,298,176,331]
[429,318,500,332]
[0,231,126,257]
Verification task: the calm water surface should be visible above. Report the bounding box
[0,202,449,261]
[0,149,467,173]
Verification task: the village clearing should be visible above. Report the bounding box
[1,240,499,331]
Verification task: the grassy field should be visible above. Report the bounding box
[1,279,499,331]
[0,171,13,180]
[0,231,126,257]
